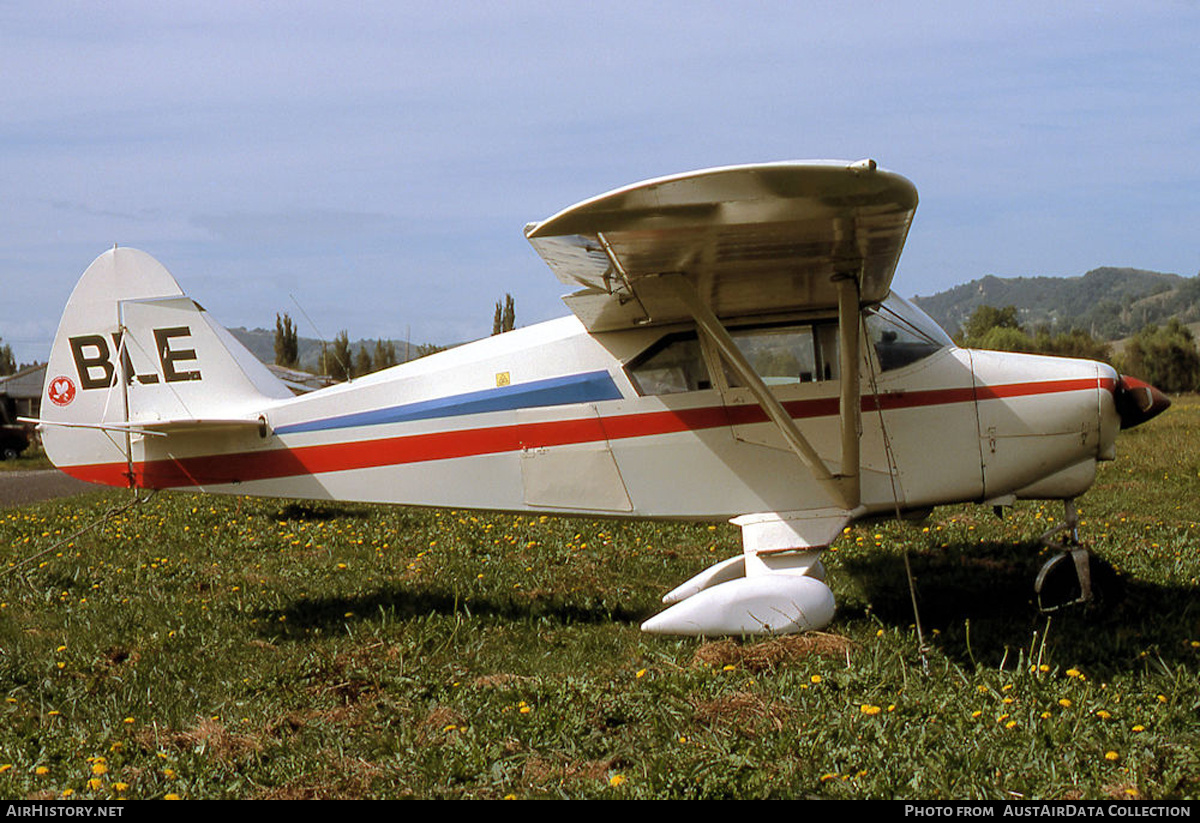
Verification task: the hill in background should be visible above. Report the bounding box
[911,267,1200,341]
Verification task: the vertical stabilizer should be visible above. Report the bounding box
[39,248,292,485]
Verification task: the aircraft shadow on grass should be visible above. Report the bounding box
[253,582,647,641]
[250,531,1194,678]
[837,539,1198,672]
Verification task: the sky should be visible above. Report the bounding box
[2,1,1198,365]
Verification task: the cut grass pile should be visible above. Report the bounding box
[1,398,1198,799]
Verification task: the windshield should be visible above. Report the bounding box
[865,294,953,371]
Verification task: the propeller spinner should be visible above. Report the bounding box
[1114,375,1171,430]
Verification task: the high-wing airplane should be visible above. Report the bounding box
[29,160,1169,636]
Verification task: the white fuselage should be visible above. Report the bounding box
[57,298,1120,524]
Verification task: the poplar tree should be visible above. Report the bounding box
[274,313,300,369]
[326,331,353,381]
[0,339,14,376]
[502,294,515,333]
[355,346,372,377]
[492,294,516,334]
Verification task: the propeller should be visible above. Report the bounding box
[1113,374,1170,430]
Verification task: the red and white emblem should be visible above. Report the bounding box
[48,375,77,407]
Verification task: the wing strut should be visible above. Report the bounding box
[835,272,861,509]
[660,272,862,511]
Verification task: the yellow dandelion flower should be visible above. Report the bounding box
[92,763,108,776]
[971,710,982,718]
[1040,711,1051,719]
[164,793,181,800]
[1005,720,1018,729]
[820,773,838,782]
[1132,724,1145,732]
[636,668,646,678]
[113,782,129,792]
[1066,668,1082,678]
[810,675,822,684]
[860,704,881,715]
[61,789,73,798]
[87,778,103,791]
[1096,710,1111,720]
[1104,751,1120,761]
[609,774,625,787]
[1059,698,1072,708]
[0,764,11,774]
[35,766,49,776]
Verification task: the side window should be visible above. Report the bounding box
[627,332,711,395]
[726,323,839,387]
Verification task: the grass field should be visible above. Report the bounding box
[1,399,1198,799]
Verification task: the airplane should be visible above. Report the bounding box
[28,159,1170,636]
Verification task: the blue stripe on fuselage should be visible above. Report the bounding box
[273,370,623,435]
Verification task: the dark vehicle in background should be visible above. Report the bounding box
[1,397,31,460]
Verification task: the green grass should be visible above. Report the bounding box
[2,400,1198,799]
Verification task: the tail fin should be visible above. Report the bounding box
[39,248,292,486]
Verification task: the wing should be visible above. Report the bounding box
[525,160,918,331]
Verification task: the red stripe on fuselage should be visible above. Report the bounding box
[60,377,1103,489]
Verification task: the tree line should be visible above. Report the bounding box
[271,313,447,382]
[958,305,1200,393]
[273,292,516,382]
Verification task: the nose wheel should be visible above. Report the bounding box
[1034,499,1095,612]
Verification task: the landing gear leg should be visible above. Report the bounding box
[1034,499,1094,612]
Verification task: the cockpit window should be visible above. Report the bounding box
[628,321,842,396]
[725,323,839,387]
[628,296,952,392]
[866,296,952,371]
